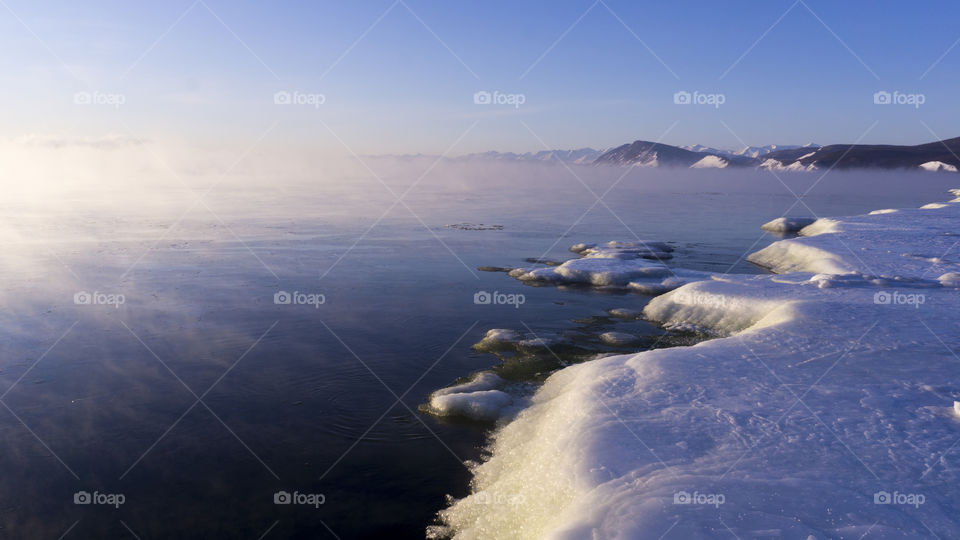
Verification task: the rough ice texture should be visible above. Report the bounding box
[432,190,960,538]
[759,216,817,233]
[508,241,709,293]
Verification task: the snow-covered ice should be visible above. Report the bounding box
[431,189,960,538]
[425,372,515,421]
[507,241,709,293]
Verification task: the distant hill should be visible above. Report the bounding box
[594,140,756,168]
[456,148,603,164]
[760,137,960,171]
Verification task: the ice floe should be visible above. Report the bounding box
[425,372,515,422]
[507,241,709,292]
[431,189,960,538]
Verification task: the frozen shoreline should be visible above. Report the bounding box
[432,190,960,538]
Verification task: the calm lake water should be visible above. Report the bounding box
[1,162,956,538]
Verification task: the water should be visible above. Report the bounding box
[1,162,956,538]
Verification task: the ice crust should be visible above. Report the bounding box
[431,190,960,539]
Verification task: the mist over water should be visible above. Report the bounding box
[2,140,958,537]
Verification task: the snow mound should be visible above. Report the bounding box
[760,216,817,233]
[426,372,513,421]
[919,161,958,172]
[868,208,898,215]
[690,155,728,169]
[473,329,523,351]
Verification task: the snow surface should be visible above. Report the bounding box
[431,190,960,538]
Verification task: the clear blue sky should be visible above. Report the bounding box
[2,0,959,153]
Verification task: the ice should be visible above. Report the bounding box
[939,272,960,287]
[425,372,514,421]
[432,189,960,538]
[432,372,505,397]
[508,242,707,292]
[607,308,642,319]
[570,240,674,260]
[428,390,513,422]
[473,329,523,351]
[759,216,817,233]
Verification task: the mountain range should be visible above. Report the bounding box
[389,137,960,172]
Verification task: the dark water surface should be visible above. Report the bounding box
[1,165,956,538]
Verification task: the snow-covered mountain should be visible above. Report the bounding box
[760,137,960,171]
[383,138,960,172]
[596,138,960,171]
[682,143,821,159]
[596,140,757,169]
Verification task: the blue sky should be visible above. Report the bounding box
[2,0,959,154]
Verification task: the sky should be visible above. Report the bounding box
[2,0,960,155]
